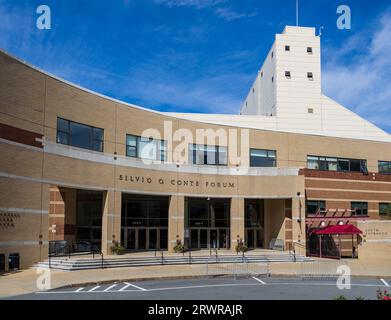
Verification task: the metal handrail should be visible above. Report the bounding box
[292,241,306,262]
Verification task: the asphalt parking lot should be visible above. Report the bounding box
[5,276,390,300]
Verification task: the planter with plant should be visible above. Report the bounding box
[173,240,185,253]
[110,241,125,255]
[235,239,248,254]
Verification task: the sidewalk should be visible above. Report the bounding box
[1,258,390,299]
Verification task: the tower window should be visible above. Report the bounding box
[272,76,274,83]
[285,71,291,79]
[271,51,274,58]
[307,47,313,54]
[307,72,314,80]
[308,108,314,114]
[285,45,290,51]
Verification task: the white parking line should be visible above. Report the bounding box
[88,286,101,292]
[104,284,117,292]
[75,287,84,292]
[252,277,266,285]
[380,279,390,287]
[120,282,147,291]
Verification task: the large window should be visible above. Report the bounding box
[379,203,391,219]
[76,190,103,248]
[189,144,227,165]
[126,134,166,161]
[57,118,104,152]
[121,195,168,227]
[245,200,264,228]
[186,198,230,228]
[307,155,367,173]
[379,161,391,174]
[250,149,276,167]
[351,202,368,216]
[306,200,326,216]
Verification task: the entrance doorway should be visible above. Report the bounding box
[121,194,169,251]
[124,227,168,250]
[0,254,5,272]
[185,198,230,250]
[8,253,19,270]
[245,199,264,249]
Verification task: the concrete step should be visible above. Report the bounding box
[35,253,313,270]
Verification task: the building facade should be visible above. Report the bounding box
[1,26,391,271]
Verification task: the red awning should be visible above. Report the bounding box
[313,224,363,235]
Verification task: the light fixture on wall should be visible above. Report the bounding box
[321,221,326,227]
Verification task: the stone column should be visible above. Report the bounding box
[101,190,121,255]
[168,195,185,253]
[292,196,306,255]
[230,197,245,253]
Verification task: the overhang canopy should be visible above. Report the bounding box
[313,224,363,235]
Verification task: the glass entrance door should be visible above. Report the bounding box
[209,229,218,249]
[126,228,136,249]
[245,228,264,249]
[138,229,147,250]
[247,229,255,248]
[124,227,167,250]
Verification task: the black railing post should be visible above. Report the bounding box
[189,248,192,265]
[161,250,164,265]
[101,252,104,269]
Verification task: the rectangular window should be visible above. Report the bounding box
[307,47,313,54]
[351,202,368,216]
[307,72,313,80]
[250,149,276,167]
[189,144,227,165]
[285,45,290,51]
[56,118,103,152]
[285,71,291,79]
[307,156,367,173]
[126,134,166,161]
[379,161,391,174]
[306,200,326,216]
[379,203,391,219]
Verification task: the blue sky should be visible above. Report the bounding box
[0,0,390,133]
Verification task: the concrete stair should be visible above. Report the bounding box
[35,253,313,271]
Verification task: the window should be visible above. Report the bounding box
[250,149,276,167]
[261,71,263,78]
[379,203,391,219]
[307,156,367,173]
[126,134,166,161]
[379,161,391,174]
[285,71,291,79]
[308,108,314,114]
[189,144,227,165]
[307,47,313,54]
[271,51,274,58]
[56,118,104,152]
[272,76,274,83]
[307,72,313,80]
[306,200,326,216]
[285,45,290,51]
[351,202,368,216]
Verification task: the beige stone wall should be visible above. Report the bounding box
[1,50,391,269]
[357,221,391,262]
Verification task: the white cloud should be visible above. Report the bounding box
[322,10,391,133]
[214,7,257,21]
[155,0,257,21]
[155,0,227,9]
